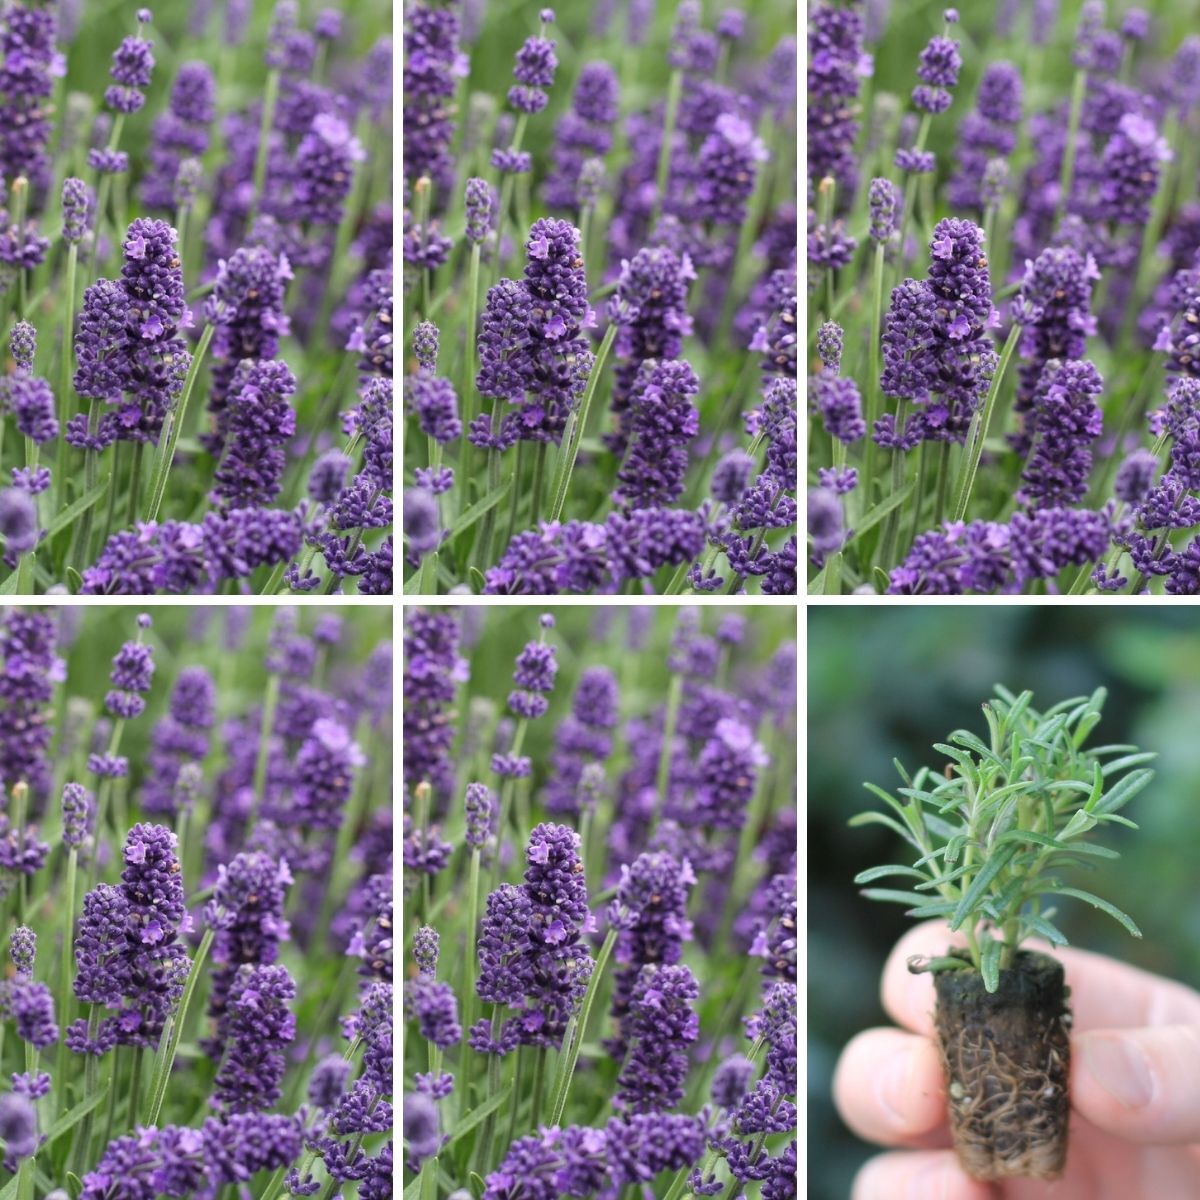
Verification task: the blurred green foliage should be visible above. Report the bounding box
[807,605,1200,1200]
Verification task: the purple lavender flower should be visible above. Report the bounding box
[8,319,34,369]
[712,1054,756,1109]
[9,925,35,976]
[403,609,467,799]
[141,667,214,814]
[1115,448,1159,503]
[407,975,461,1048]
[614,359,701,511]
[543,667,618,816]
[293,113,365,225]
[0,1092,37,1171]
[948,61,1023,211]
[213,963,296,1113]
[407,370,461,445]
[9,979,57,1048]
[912,33,961,114]
[868,177,900,243]
[7,373,58,444]
[508,636,558,720]
[615,964,699,1114]
[0,611,60,796]
[1097,112,1171,226]
[693,113,768,226]
[608,246,695,454]
[543,62,620,210]
[403,2,458,192]
[508,14,558,115]
[0,2,62,188]
[524,218,589,342]
[413,925,439,977]
[104,634,155,721]
[606,851,695,1048]
[807,487,845,566]
[140,61,216,210]
[464,781,496,847]
[104,29,155,114]
[807,3,866,193]
[61,782,93,848]
[465,176,495,243]
[1017,359,1105,510]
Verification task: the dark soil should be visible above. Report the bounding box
[933,948,1071,1181]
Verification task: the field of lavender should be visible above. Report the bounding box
[808,0,1200,594]
[402,606,797,1197]
[402,1,797,595]
[0,605,392,1196]
[0,0,392,595]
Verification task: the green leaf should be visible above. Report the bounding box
[950,844,1017,931]
[1094,812,1138,829]
[1050,886,1142,936]
[905,899,958,918]
[1094,768,1154,816]
[915,860,973,890]
[1099,752,1157,776]
[0,568,19,595]
[43,1082,111,1146]
[853,864,930,885]
[468,566,486,592]
[861,888,936,907]
[43,479,110,540]
[844,480,916,545]
[947,730,1004,766]
[996,829,1118,858]
[447,1082,514,1148]
[848,811,918,846]
[1026,913,1070,946]
[861,782,927,848]
[980,937,1002,993]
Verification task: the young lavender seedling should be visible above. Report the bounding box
[854,685,1153,1181]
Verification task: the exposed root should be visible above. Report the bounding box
[934,950,1070,1181]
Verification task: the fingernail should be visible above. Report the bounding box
[1084,1034,1154,1108]
[878,1046,914,1127]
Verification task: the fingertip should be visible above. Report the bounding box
[1072,1025,1200,1144]
[853,1150,998,1200]
[834,1028,946,1145]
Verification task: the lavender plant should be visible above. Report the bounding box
[401,1,798,595]
[855,686,1152,1179]
[807,1,1200,595]
[0,605,393,1195]
[0,0,392,595]
[402,605,798,1197]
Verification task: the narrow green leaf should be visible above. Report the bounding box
[468,566,486,592]
[905,899,959,918]
[980,937,1002,993]
[845,480,916,544]
[1095,768,1154,816]
[1051,886,1142,936]
[861,888,936,907]
[892,758,913,786]
[1094,812,1138,829]
[447,1082,514,1148]
[43,480,110,540]
[43,1081,111,1146]
[951,845,1017,931]
[862,782,927,846]
[848,810,922,850]
[944,834,967,864]
[853,864,930,885]
[1026,914,1070,946]
[947,730,1004,766]
[915,861,972,890]
[65,566,83,593]
[1099,752,1157,776]
[0,568,19,595]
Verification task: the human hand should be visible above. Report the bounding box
[833,921,1200,1199]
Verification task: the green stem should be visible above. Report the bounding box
[652,673,684,823]
[459,846,482,1105]
[144,321,216,525]
[932,441,951,529]
[904,439,930,556]
[529,441,548,528]
[248,671,281,825]
[143,927,215,1126]
[71,399,102,574]
[459,242,483,517]
[55,845,79,1109]
[877,398,909,570]
[651,70,683,233]
[248,69,281,232]
[1057,69,1088,228]
[548,928,618,1127]
[55,242,79,516]
[862,242,886,508]
[548,324,618,523]
[951,323,1021,523]
[503,439,526,546]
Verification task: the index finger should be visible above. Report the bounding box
[881,921,1200,1037]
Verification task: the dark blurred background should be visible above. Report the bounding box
[807,605,1200,1200]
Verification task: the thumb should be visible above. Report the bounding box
[1072,1025,1200,1144]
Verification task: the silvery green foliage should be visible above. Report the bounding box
[855,686,1152,992]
